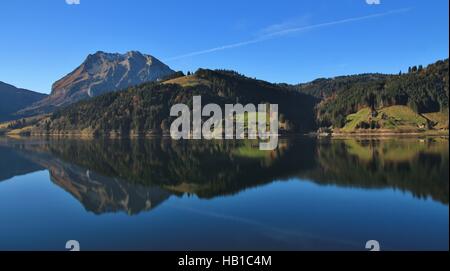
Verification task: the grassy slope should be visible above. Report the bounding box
[424,111,449,129]
[0,115,49,136]
[343,108,372,131]
[163,75,211,87]
[341,105,448,132]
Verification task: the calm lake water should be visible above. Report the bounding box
[0,137,448,251]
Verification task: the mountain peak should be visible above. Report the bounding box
[20,51,175,114]
[126,50,143,56]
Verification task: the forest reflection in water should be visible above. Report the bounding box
[0,136,448,215]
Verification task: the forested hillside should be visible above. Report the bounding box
[13,59,448,136]
[302,59,449,128]
[32,69,319,136]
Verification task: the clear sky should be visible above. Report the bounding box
[0,0,448,94]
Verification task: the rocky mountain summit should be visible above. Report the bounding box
[20,51,175,115]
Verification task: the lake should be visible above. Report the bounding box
[0,136,448,251]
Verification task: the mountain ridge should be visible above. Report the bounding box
[2,55,448,135]
[0,81,47,122]
[30,69,319,136]
[18,51,175,116]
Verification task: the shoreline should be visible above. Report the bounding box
[1,129,448,141]
[329,130,449,137]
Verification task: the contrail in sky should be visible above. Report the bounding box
[165,8,411,61]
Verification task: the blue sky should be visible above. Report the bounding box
[0,0,448,94]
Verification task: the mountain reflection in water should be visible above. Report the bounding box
[0,137,448,215]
